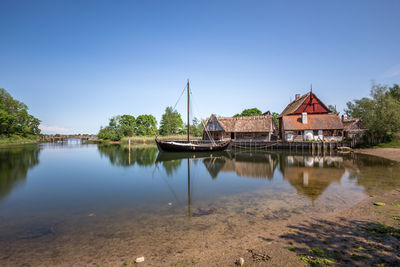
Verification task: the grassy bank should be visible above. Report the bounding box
[0,136,38,146]
[121,135,202,144]
[377,139,400,148]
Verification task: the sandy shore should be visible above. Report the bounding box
[355,147,400,162]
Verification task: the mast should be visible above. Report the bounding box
[187,158,191,219]
[187,80,190,142]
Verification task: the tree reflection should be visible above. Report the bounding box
[0,145,41,201]
[97,144,157,167]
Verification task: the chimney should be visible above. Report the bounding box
[295,94,300,100]
[302,112,307,124]
[342,114,348,121]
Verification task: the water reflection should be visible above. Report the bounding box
[204,152,278,179]
[279,154,346,201]
[96,145,400,201]
[97,144,157,167]
[0,145,41,201]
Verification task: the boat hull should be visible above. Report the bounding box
[155,140,230,152]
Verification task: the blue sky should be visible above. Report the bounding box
[1,0,399,134]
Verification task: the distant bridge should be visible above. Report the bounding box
[38,134,97,142]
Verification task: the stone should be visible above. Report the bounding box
[135,257,145,263]
[239,257,244,266]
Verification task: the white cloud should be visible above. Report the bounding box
[39,125,70,134]
[382,64,400,78]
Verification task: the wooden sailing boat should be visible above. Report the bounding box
[155,80,230,152]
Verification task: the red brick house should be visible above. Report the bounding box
[279,92,344,142]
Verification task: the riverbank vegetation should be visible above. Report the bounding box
[98,114,157,141]
[346,83,400,145]
[0,88,41,145]
[98,106,204,142]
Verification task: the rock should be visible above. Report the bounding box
[239,257,244,266]
[135,257,145,263]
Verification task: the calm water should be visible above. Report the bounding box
[0,142,399,265]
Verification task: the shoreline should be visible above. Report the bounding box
[355,147,400,163]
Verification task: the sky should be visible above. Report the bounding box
[1,0,399,134]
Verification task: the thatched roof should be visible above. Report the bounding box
[206,114,276,133]
[279,92,331,117]
[342,118,363,132]
[282,114,343,131]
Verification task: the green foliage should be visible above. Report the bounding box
[159,107,184,135]
[233,107,262,117]
[98,114,157,141]
[328,105,338,114]
[189,118,205,137]
[377,139,400,148]
[135,114,157,136]
[345,84,400,143]
[0,88,41,138]
[271,112,280,129]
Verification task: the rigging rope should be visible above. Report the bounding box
[173,85,187,111]
[189,89,216,146]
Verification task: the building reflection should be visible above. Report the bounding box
[203,152,278,180]
[279,155,346,201]
[0,145,41,201]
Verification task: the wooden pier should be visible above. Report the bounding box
[230,140,351,152]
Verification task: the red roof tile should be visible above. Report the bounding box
[282,114,343,131]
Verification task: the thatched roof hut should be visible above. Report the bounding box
[204,114,278,141]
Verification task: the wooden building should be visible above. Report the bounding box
[342,115,364,139]
[204,114,278,141]
[279,92,344,142]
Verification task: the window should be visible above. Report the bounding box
[297,131,302,135]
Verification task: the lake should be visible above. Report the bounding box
[0,142,399,265]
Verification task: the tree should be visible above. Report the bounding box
[345,84,400,143]
[271,112,280,129]
[0,88,41,137]
[159,107,184,135]
[388,84,400,101]
[328,105,338,114]
[119,115,136,137]
[135,114,157,136]
[233,108,262,117]
[190,117,204,137]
